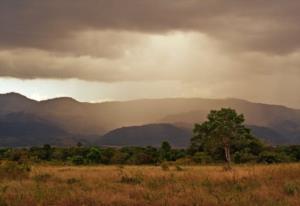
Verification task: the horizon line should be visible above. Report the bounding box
[0,91,298,110]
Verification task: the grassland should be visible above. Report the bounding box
[1,163,300,206]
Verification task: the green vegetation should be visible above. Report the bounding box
[1,108,300,166]
[2,143,297,166]
[190,108,265,168]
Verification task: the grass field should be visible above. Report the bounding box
[1,163,300,206]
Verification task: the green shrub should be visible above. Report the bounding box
[86,147,102,164]
[233,150,257,163]
[71,155,85,165]
[110,151,128,164]
[175,157,194,165]
[258,151,290,164]
[193,152,213,164]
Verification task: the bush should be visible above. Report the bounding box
[0,161,31,180]
[193,152,213,164]
[160,162,170,171]
[86,147,102,164]
[71,155,85,165]
[233,150,257,163]
[175,157,194,165]
[258,151,290,164]
[110,151,128,164]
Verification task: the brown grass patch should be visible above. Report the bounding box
[0,164,299,205]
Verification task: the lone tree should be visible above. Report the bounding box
[191,108,254,169]
[159,141,172,161]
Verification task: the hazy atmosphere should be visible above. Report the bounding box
[1,0,300,108]
[2,2,300,206]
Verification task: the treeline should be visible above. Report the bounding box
[1,108,300,166]
[0,143,300,165]
[0,142,186,165]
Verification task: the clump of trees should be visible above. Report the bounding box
[189,108,300,165]
[1,108,300,166]
[0,143,187,165]
[190,108,264,168]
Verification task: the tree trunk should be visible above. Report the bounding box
[224,145,231,170]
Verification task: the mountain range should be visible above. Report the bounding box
[0,92,299,147]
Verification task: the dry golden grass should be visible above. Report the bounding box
[0,163,300,206]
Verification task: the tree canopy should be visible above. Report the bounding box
[190,108,264,167]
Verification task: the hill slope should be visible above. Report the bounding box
[97,123,295,147]
[0,112,76,147]
[0,93,300,146]
[98,124,192,147]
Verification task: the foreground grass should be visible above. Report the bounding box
[0,164,300,206]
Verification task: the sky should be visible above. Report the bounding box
[0,1,300,108]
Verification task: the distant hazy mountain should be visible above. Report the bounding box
[98,124,192,147]
[248,125,287,145]
[0,112,75,147]
[97,123,296,148]
[0,92,300,146]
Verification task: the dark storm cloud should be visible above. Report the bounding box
[1,0,300,108]
[1,0,300,94]
[1,0,300,54]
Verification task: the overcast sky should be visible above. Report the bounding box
[0,1,299,108]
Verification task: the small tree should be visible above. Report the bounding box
[71,155,85,165]
[87,147,102,164]
[191,108,253,169]
[159,141,172,161]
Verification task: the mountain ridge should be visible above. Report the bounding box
[1,92,299,111]
[0,92,300,146]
